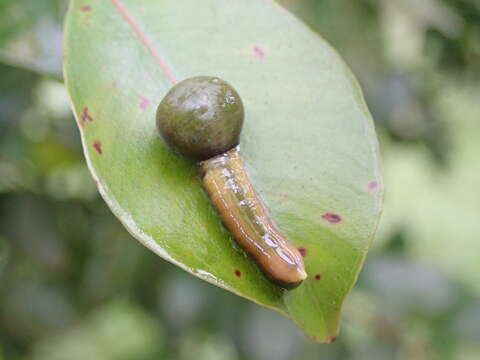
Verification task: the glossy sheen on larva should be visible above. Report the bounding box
[201,148,307,288]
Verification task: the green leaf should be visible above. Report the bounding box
[64,0,382,342]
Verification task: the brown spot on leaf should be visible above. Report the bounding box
[329,336,337,343]
[81,107,93,125]
[298,247,307,257]
[93,140,102,154]
[322,213,342,224]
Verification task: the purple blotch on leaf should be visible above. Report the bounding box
[253,46,265,59]
[322,213,342,224]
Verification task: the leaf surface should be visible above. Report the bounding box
[64,0,383,342]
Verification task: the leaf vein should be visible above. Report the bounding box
[110,0,177,85]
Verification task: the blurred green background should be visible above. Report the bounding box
[1,0,479,359]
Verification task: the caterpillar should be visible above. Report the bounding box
[156,76,306,289]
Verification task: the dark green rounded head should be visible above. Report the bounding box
[156,76,244,161]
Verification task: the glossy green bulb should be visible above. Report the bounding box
[156,76,244,161]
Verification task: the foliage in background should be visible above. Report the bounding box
[0,0,479,359]
[0,0,64,78]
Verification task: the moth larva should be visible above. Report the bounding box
[156,76,307,289]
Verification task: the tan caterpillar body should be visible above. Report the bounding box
[201,148,307,289]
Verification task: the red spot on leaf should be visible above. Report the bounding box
[93,140,102,154]
[280,193,289,199]
[367,181,379,192]
[315,274,322,280]
[253,46,265,59]
[234,269,241,277]
[80,107,93,126]
[322,213,342,224]
[298,247,307,257]
[80,5,92,12]
[138,95,150,110]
